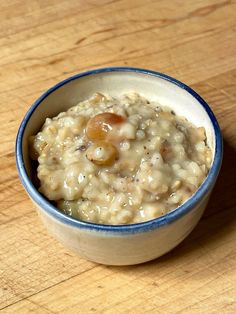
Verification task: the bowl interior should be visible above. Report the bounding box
[21,70,216,180]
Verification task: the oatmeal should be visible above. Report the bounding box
[29,92,212,224]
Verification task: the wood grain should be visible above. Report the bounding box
[0,0,236,313]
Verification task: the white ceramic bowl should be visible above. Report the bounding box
[16,67,223,265]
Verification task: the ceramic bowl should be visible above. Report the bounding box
[16,67,223,265]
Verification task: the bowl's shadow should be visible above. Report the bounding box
[110,138,236,271]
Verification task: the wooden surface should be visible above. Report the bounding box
[0,0,236,313]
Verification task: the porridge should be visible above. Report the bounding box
[29,92,212,225]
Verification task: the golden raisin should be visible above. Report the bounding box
[86,112,125,141]
[160,140,172,161]
[86,141,118,166]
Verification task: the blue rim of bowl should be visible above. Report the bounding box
[16,67,223,234]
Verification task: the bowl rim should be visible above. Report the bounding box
[16,67,223,233]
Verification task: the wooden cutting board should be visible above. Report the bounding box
[0,0,236,313]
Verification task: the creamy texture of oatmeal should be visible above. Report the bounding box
[30,92,212,224]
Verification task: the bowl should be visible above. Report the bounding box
[16,67,223,265]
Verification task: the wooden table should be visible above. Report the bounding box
[1,1,236,313]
